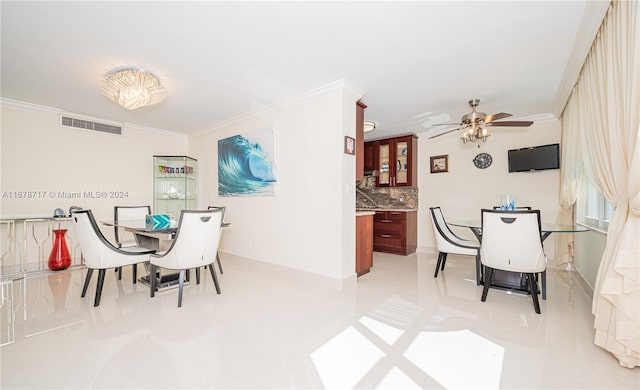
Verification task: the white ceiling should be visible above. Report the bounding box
[1,1,608,140]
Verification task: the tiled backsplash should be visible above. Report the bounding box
[356,177,418,209]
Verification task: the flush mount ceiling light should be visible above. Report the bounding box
[99,67,166,110]
[363,120,376,133]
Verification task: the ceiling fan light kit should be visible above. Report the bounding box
[429,98,534,144]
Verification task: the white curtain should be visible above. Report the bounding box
[561,0,640,368]
[555,93,584,266]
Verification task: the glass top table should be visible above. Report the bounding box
[448,220,589,241]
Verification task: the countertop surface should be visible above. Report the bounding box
[356,207,417,213]
[355,211,376,217]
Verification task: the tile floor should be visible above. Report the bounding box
[1,251,639,389]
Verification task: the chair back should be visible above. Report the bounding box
[207,206,226,223]
[160,209,223,269]
[114,205,151,247]
[480,209,545,273]
[429,207,477,252]
[492,206,532,210]
[72,209,128,268]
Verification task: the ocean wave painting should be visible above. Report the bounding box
[218,127,276,196]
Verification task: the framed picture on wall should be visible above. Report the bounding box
[218,126,277,196]
[344,136,355,155]
[430,154,449,173]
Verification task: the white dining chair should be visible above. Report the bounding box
[429,207,481,285]
[149,209,223,307]
[113,205,151,282]
[72,209,155,306]
[480,209,547,314]
[207,205,230,274]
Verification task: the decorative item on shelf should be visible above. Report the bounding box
[99,67,167,110]
[430,154,449,173]
[48,229,71,270]
[473,152,493,169]
[53,208,65,218]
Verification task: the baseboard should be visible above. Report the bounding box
[218,251,357,291]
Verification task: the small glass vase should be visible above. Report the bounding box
[48,229,71,271]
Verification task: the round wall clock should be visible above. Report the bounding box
[473,152,493,169]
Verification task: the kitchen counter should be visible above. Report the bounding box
[356,210,376,217]
[357,208,417,213]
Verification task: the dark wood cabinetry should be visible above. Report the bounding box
[373,210,417,255]
[356,101,366,180]
[363,142,376,174]
[365,135,418,187]
[356,213,373,276]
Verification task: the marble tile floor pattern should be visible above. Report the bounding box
[1,252,639,389]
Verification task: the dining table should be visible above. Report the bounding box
[447,219,589,299]
[101,218,230,291]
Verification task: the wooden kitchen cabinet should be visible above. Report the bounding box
[365,135,418,187]
[356,213,373,276]
[356,101,366,180]
[373,210,417,255]
[363,142,376,174]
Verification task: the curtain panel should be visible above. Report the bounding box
[560,0,639,368]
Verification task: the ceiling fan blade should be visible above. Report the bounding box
[485,120,534,127]
[428,128,460,139]
[431,122,461,126]
[484,112,512,123]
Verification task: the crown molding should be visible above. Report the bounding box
[193,79,366,137]
[2,97,186,138]
[123,122,188,139]
[1,97,62,114]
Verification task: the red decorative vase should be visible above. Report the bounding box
[48,229,71,271]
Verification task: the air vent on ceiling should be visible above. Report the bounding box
[60,115,122,135]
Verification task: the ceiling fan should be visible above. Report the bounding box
[428,99,533,143]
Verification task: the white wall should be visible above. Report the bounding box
[416,119,562,260]
[0,100,189,265]
[189,80,363,282]
[574,229,607,293]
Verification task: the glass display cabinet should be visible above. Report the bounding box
[153,156,197,218]
[370,135,417,187]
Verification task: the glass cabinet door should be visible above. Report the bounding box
[395,140,408,185]
[378,143,390,185]
[153,156,197,218]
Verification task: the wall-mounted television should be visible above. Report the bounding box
[508,143,560,172]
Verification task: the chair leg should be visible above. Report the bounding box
[94,269,106,307]
[541,270,546,300]
[529,273,541,314]
[216,251,224,274]
[177,270,185,308]
[81,268,94,298]
[440,253,448,270]
[117,266,122,280]
[150,264,157,297]
[132,264,137,284]
[475,253,481,286]
[434,252,444,278]
[208,263,221,294]
[196,267,201,284]
[481,267,493,302]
